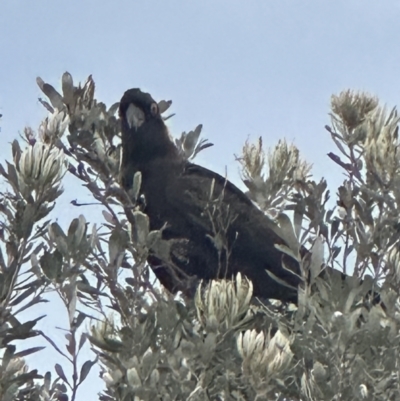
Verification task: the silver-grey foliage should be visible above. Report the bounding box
[0,75,399,401]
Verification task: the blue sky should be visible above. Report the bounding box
[1,1,400,398]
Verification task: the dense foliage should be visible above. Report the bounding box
[0,74,399,400]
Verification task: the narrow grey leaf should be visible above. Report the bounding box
[36,76,45,90]
[276,213,300,255]
[79,359,97,384]
[109,228,128,264]
[132,171,142,202]
[75,313,87,331]
[131,211,150,247]
[3,345,15,369]
[55,363,69,384]
[44,371,51,391]
[61,72,74,105]
[14,346,45,358]
[41,81,65,111]
[78,332,87,350]
[158,99,172,114]
[108,102,120,116]
[293,203,303,239]
[38,98,54,113]
[310,236,324,281]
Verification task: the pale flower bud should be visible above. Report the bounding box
[195,273,253,331]
[16,142,67,193]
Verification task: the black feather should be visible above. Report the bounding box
[119,88,303,303]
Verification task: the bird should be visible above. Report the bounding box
[119,89,303,303]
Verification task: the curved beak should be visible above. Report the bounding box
[125,103,145,130]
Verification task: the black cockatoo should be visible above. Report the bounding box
[119,88,303,303]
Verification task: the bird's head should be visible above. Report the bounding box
[119,88,161,130]
[119,88,179,184]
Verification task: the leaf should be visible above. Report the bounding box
[163,112,176,121]
[65,280,77,325]
[78,332,87,351]
[48,223,69,257]
[102,210,116,225]
[276,213,300,255]
[108,102,120,116]
[0,162,8,179]
[309,236,324,281]
[38,98,54,113]
[325,208,334,223]
[77,281,104,296]
[82,75,95,107]
[5,317,45,342]
[274,244,299,262]
[44,185,64,204]
[6,161,20,193]
[36,202,56,222]
[68,215,86,250]
[344,244,354,259]
[40,250,63,280]
[293,202,304,239]
[330,218,340,240]
[21,203,35,239]
[182,125,203,158]
[57,394,69,401]
[192,138,213,159]
[331,132,350,157]
[14,346,45,358]
[131,171,142,202]
[55,363,69,384]
[36,76,45,90]
[65,333,76,356]
[88,335,124,352]
[11,140,21,166]
[265,268,298,290]
[78,359,97,384]
[61,72,74,106]
[9,285,37,306]
[40,331,70,359]
[327,152,352,171]
[109,228,128,264]
[13,295,48,315]
[2,345,15,369]
[74,313,87,331]
[44,371,51,391]
[158,99,172,114]
[131,211,150,248]
[40,80,65,111]
[331,246,341,260]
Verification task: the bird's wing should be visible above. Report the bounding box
[164,162,302,294]
[166,162,284,238]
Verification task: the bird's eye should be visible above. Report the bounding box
[150,103,158,116]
